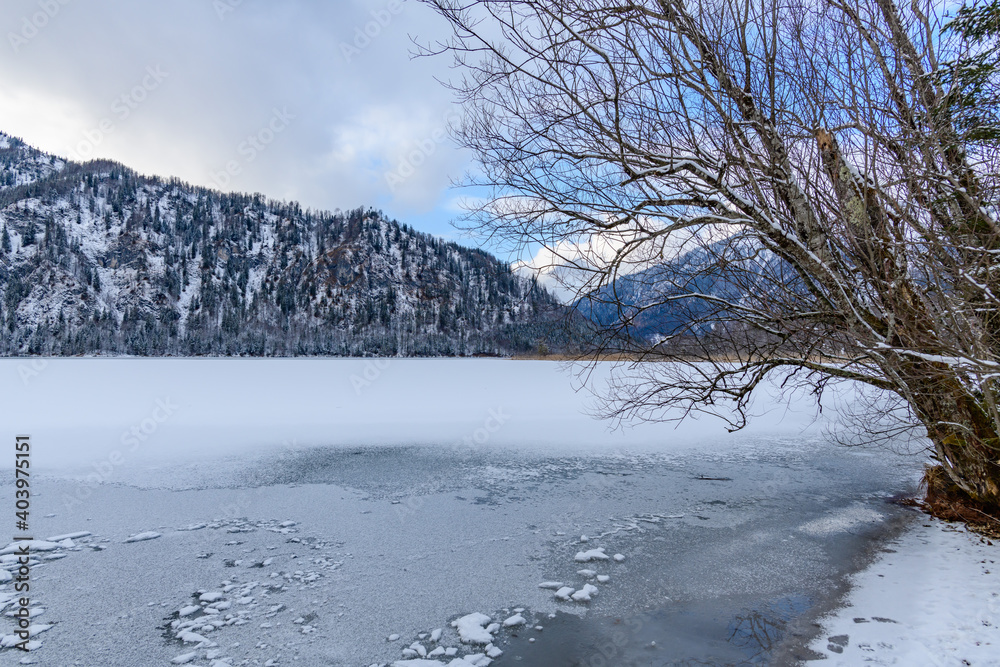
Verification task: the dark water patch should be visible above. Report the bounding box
[768,505,919,664]
[497,495,919,667]
[496,594,811,666]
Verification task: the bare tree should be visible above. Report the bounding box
[421,0,1000,515]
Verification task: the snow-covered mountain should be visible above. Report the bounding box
[575,234,790,348]
[0,132,573,356]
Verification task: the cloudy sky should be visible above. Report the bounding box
[0,0,482,245]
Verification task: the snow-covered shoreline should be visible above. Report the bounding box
[805,518,999,665]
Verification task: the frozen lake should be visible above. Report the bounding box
[0,359,925,665]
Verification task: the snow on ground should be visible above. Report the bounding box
[808,518,999,665]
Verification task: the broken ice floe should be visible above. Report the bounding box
[574,548,609,562]
[571,584,598,602]
[0,541,60,555]
[123,531,161,543]
[451,613,493,644]
[0,531,98,653]
[501,614,525,627]
[45,531,91,542]
[554,587,575,601]
[164,557,328,667]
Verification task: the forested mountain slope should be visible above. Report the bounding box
[0,132,575,356]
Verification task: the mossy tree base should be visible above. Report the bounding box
[922,465,1000,539]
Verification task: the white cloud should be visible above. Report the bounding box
[0,0,465,234]
[512,217,736,302]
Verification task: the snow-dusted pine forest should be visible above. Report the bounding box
[0,132,576,356]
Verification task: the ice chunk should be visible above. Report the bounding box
[574,548,609,562]
[554,587,575,601]
[577,569,596,578]
[177,630,210,644]
[171,652,197,664]
[123,532,161,543]
[613,554,625,562]
[572,584,598,602]
[502,614,526,627]
[451,612,493,644]
[179,523,207,531]
[596,575,610,583]
[46,531,91,541]
[0,541,60,555]
[537,582,563,589]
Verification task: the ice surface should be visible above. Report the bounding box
[0,358,935,665]
[799,504,884,536]
[0,359,846,473]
